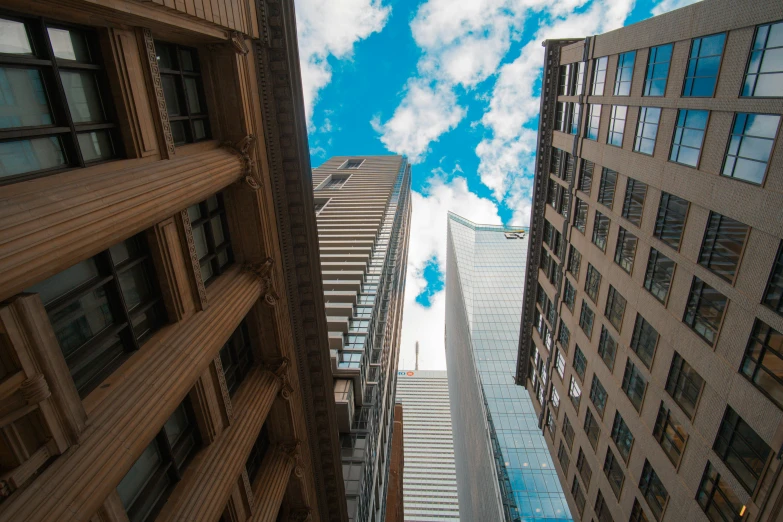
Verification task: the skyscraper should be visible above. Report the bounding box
[313,156,412,522]
[445,212,572,522]
[518,1,783,521]
[396,370,460,522]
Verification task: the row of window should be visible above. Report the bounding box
[559,20,782,99]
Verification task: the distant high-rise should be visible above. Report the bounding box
[518,1,783,521]
[313,156,412,522]
[445,212,571,522]
[396,370,460,521]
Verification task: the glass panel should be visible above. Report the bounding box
[60,70,105,123]
[187,203,201,222]
[192,225,208,259]
[0,18,32,55]
[210,216,225,245]
[179,49,195,72]
[47,27,91,62]
[0,137,66,177]
[70,333,124,393]
[117,441,163,509]
[193,119,207,141]
[118,263,154,311]
[155,42,177,70]
[206,195,219,212]
[164,403,190,447]
[77,131,114,162]
[217,249,230,268]
[131,305,160,340]
[170,120,187,145]
[109,237,142,267]
[0,68,53,128]
[183,77,202,114]
[200,260,213,283]
[49,285,115,356]
[29,258,100,305]
[162,76,182,116]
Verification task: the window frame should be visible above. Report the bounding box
[696,461,745,522]
[654,192,690,251]
[653,401,688,468]
[585,263,602,303]
[763,241,783,316]
[682,33,726,98]
[683,276,729,347]
[639,460,669,521]
[644,248,676,304]
[614,227,638,274]
[586,103,601,140]
[621,358,647,413]
[665,351,705,420]
[644,43,673,97]
[590,374,608,418]
[607,105,627,147]
[188,193,234,286]
[630,314,658,370]
[605,285,627,333]
[741,318,783,409]
[603,446,625,500]
[576,447,593,489]
[573,345,587,383]
[697,211,749,284]
[721,112,781,186]
[597,167,617,209]
[598,326,618,372]
[669,109,709,168]
[574,198,588,234]
[219,321,254,397]
[592,57,608,96]
[592,211,610,253]
[741,21,783,98]
[579,300,595,340]
[622,177,648,227]
[634,106,661,156]
[614,51,636,96]
[611,411,634,463]
[584,407,601,450]
[579,159,594,195]
[713,406,772,495]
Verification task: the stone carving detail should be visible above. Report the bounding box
[240,469,255,514]
[280,440,301,464]
[213,354,233,424]
[266,357,293,399]
[230,32,250,55]
[243,257,279,306]
[223,135,261,189]
[289,509,312,522]
[20,374,50,405]
[180,209,209,310]
[142,28,176,157]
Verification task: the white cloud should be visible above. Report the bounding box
[399,172,502,370]
[294,0,390,124]
[652,0,702,16]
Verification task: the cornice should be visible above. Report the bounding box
[253,1,348,521]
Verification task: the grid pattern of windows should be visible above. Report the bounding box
[622,359,647,412]
[598,326,617,372]
[156,41,210,145]
[592,212,610,252]
[634,107,661,155]
[590,374,608,418]
[722,113,780,185]
[597,168,617,208]
[569,376,582,411]
[622,178,647,227]
[574,198,588,233]
[644,44,673,96]
[219,321,254,396]
[683,33,725,97]
[571,476,586,516]
[28,233,166,396]
[743,21,783,97]
[615,228,637,274]
[580,300,595,339]
[683,277,728,346]
[655,192,689,250]
[630,314,658,369]
[576,448,592,488]
[584,408,601,450]
[696,461,745,522]
[698,212,749,283]
[0,15,120,183]
[764,242,783,315]
[713,406,772,494]
[670,109,708,167]
[592,57,608,95]
[574,346,587,382]
[587,104,601,140]
[563,414,576,449]
[579,160,594,194]
[611,411,634,463]
[585,264,601,303]
[653,401,687,467]
[568,245,582,279]
[563,278,576,311]
[603,447,625,499]
[639,460,669,521]
[665,352,704,420]
[614,51,635,95]
[741,319,783,408]
[644,248,675,303]
[605,286,627,332]
[607,106,627,146]
[188,193,233,285]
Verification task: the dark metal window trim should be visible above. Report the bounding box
[713,406,772,495]
[615,227,638,274]
[590,374,608,418]
[597,168,617,209]
[219,321,254,397]
[644,248,676,304]
[653,401,688,468]
[622,178,648,227]
[639,460,669,521]
[584,407,601,450]
[605,285,627,333]
[763,241,783,316]
[630,314,659,370]
[603,446,625,500]
[573,345,587,383]
[189,193,234,286]
[579,300,595,340]
[683,276,728,347]
[622,358,647,413]
[598,326,618,372]
[654,192,690,251]
[611,411,634,463]
[696,461,745,522]
[563,413,576,450]
[741,318,783,410]
[576,447,592,488]
[574,198,588,234]
[697,211,749,284]
[665,351,705,420]
[578,159,594,195]
[592,211,610,253]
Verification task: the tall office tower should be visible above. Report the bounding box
[312,156,412,522]
[0,1,350,522]
[445,213,572,522]
[396,370,460,522]
[517,1,783,522]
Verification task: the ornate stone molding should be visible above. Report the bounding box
[213,354,234,424]
[20,374,50,405]
[242,257,279,305]
[141,28,175,157]
[230,31,250,55]
[223,135,261,189]
[179,209,209,310]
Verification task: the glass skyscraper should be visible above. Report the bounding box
[445,212,571,522]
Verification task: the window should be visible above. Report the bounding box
[605,286,627,332]
[563,278,576,311]
[555,102,566,131]
[558,441,571,471]
[584,408,601,450]
[697,461,745,522]
[683,277,728,346]
[607,106,627,147]
[611,411,634,463]
[615,228,638,274]
[188,193,233,285]
[653,401,687,466]
[698,212,749,283]
[156,41,210,144]
[219,321,254,396]
[117,399,201,522]
[354,306,372,318]
[340,158,364,169]
[644,43,673,96]
[556,349,566,379]
[603,448,625,499]
[764,242,783,315]
[670,109,708,167]
[644,248,675,303]
[0,15,120,184]
[654,192,689,250]
[322,176,347,189]
[630,314,658,369]
[665,352,704,420]
[568,246,582,279]
[634,107,661,155]
[563,414,576,449]
[577,448,592,488]
[631,499,651,522]
[722,113,780,185]
[575,61,586,95]
[741,319,783,408]
[569,376,582,411]
[585,264,601,303]
[592,212,610,252]
[597,168,617,208]
[598,327,618,372]
[743,21,783,97]
[551,147,563,176]
[579,160,594,194]
[558,321,571,353]
[559,64,572,95]
[714,406,772,494]
[592,57,608,95]
[622,178,647,227]
[590,374,608,417]
[586,104,601,140]
[574,198,588,234]
[595,490,614,522]
[245,424,270,484]
[28,233,166,396]
[569,102,581,135]
[579,300,595,339]
[639,460,668,521]
[563,152,576,183]
[683,33,725,97]
[614,51,636,96]
[574,346,587,382]
[571,476,586,516]
[622,359,647,412]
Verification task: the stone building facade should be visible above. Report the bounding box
[518,1,783,521]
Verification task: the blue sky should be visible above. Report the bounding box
[294,0,700,370]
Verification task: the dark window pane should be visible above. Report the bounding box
[622,178,648,227]
[683,277,728,346]
[590,374,608,417]
[60,70,105,123]
[0,67,54,128]
[598,326,617,372]
[697,461,745,522]
[47,27,91,62]
[580,300,595,339]
[188,193,233,285]
[0,137,67,178]
[764,242,783,315]
[574,346,587,382]
[611,412,634,463]
[639,460,669,521]
[653,401,687,466]
[584,408,601,450]
[579,160,593,195]
[598,168,617,208]
[644,249,675,303]
[585,263,601,302]
[592,211,610,252]
[78,130,114,162]
[665,352,704,419]
[630,314,658,369]
[604,447,625,499]
[622,359,647,412]
[574,198,588,233]
[569,376,582,411]
[654,192,689,250]
[698,212,749,282]
[605,286,626,332]
[713,406,771,494]
[741,319,783,408]
[615,228,637,273]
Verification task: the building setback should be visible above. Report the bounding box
[517,1,783,522]
[445,213,571,522]
[312,156,412,522]
[0,1,350,522]
[396,370,460,522]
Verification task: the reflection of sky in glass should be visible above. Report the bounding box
[449,214,572,522]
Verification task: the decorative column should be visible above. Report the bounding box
[249,443,301,522]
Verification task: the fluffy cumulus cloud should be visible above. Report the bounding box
[652,0,702,16]
[294,0,390,124]
[398,172,501,370]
